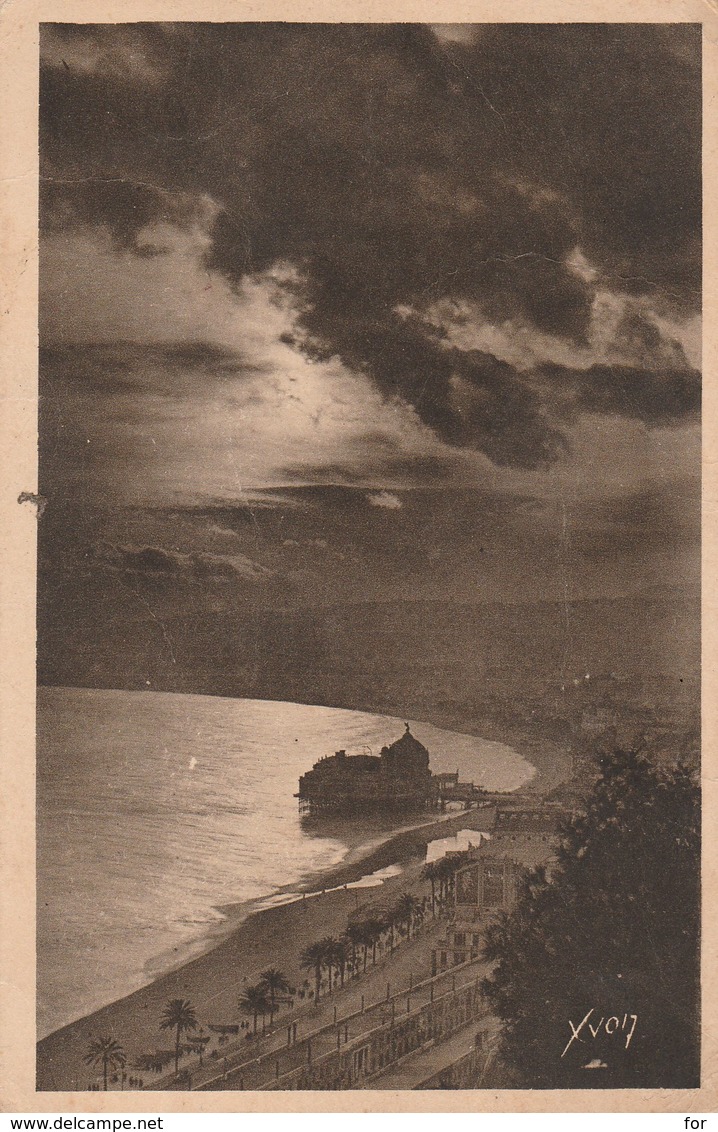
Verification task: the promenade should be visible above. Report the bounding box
[141,918,492,1092]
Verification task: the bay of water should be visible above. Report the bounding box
[37,686,533,1038]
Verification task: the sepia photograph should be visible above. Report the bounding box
[32,20,701,1096]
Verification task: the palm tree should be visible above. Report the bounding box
[320,934,345,992]
[301,938,332,1000]
[159,998,198,1075]
[433,856,448,903]
[434,855,458,906]
[83,1036,126,1091]
[328,937,351,987]
[239,983,271,1035]
[259,967,291,1023]
[345,921,366,974]
[421,860,439,915]
[362,918,385,966]
[382,907,399,954]
[396,891,419,939]
[353,919,380,971]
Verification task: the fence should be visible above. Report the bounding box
[261,979,485,1090]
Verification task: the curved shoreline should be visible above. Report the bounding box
[140,806,486,987]
[36,801,521,1091]
[38,691,544,1039]
[37,702,572,1092]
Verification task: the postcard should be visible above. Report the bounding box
[0,0,715,1113]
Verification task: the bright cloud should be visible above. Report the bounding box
[41,220,449,505]
[367,491,403,510]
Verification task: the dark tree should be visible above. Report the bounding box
[258,968,292,1023]
[301,938,335,1001]
[328,937,351,988]
[482,747,700,1088]
[239,984,270,1035]
[82,1036,125,1091]
[159,998,198,1075]
[421,860,439,916]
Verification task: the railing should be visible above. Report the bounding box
[260,975,487,1091]
[192,958,484,1092]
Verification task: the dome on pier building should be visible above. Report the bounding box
[380,723,430,775]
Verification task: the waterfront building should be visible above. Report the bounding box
[296,725,437,814]
[297,726,488,815]
[488,803,564,869]
[432,802,565,974]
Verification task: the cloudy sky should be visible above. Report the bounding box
[39,23,701,611]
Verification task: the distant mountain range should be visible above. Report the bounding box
[38,563,699,723]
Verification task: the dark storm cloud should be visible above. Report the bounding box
[281,434,461,487]
[41,180,214,255]
[556,362,700,423]
[40,341,250,387]
[38,478,700,627]
[40,22,701,470]
[92,541,274,581]
[152,341,250,374]
[286,323,574,469]
[259,483,538,526]
[179,499,299,528]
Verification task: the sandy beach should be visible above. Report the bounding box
[37,809,492,1091]
[37,726,571,1093]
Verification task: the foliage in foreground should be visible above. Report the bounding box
[82,1036,126,1091]
[481,748,700,1088]
[159,998,198,1075]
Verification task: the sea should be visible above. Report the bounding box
[37,686,534,1039]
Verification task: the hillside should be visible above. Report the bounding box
[38,565,699,733]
